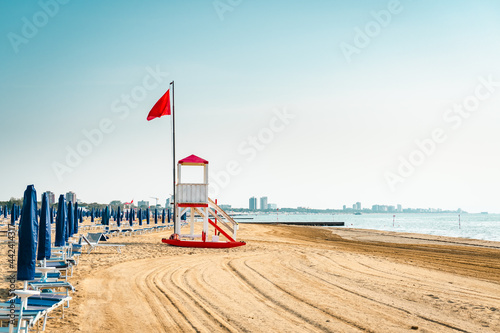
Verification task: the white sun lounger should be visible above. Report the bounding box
[81,233,125,254]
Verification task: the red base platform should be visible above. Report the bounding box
[161,238,246,248]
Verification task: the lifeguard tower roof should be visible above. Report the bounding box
[179,154,209,165]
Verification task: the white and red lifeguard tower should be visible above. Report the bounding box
[162,154,245,248]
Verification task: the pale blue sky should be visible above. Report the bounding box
[1,0,500,212]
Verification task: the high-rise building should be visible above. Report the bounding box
[397,204,402,212]
[268,203,277,210]
[356,202,361,211]
[138,200,149,208]
[260,197,268,210]
[343,205,346,211]
[44,191,55,205]
[65,191,76,204]
[249,197,257,210]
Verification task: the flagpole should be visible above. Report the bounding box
[171,80,177,234]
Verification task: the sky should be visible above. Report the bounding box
[1,0,500,212]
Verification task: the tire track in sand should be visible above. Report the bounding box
[225,255,372,332]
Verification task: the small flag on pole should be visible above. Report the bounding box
[147,89,171,121]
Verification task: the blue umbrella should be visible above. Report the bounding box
[128,209,133,227]
[103,206,110,225]
[55,195,66,247]
[74,202,79,235]
[154,208,158,224]
[138,209,142,226]
[16,205,20,221]
[146,208,150,225]
[79,209,83,223]
[17,185,38,281]
[117,206,121,227]
[67,202,74,238]
[91,208,95,223]
[10,204,15,226]
[50,207,54,224]
[168,208,171,223]
[37,193,51,260]
[162,209,165,224]
[3,205,6,218]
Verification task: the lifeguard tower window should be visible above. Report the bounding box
[180,165,205,184]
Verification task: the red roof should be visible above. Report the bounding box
[178,154,209,165]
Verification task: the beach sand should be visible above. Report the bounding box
[2,222,500,332]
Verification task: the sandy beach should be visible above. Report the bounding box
[2,222,500,332]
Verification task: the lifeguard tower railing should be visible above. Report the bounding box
[177,184,208,204]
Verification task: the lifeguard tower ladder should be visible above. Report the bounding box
[162,154,245,248]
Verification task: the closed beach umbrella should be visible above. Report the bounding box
[74,209,79,234]
[154,208,158,224]
[168,208,171,223]
[74,202,79,234]
[55,195,66,247]
[67,202,74,238]
[37,193,51,260]
[117,206,121,227]
[3,205,7,218]
[146,208,150,224]
[103,206,110,225]
[162,209,165,224]
[80,209,83,223]
[138,209,142,226]
[10,204,15,225]
[128,209,133,226]
[17,185,38,281]
[91,208,95,223]
[74,202,78,223]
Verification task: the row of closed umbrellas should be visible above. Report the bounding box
[15,185,176,281]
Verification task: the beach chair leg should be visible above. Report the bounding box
[42,312,48,331]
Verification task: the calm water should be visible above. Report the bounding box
[238,213,500,242]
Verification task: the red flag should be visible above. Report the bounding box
[147,89,171,121]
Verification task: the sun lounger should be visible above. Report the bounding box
[28,281,75,305]
[81,233,125,254]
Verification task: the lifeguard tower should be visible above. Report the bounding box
[162,154,245,248]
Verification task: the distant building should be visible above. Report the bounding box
[355,202,361,211]
[352,204,356,210]
[372,205,379,212]
[138,200,149,208]
[44,191,55,205]
[260,197,268,210]
[65,191,76,204]
[219,204,232,210]
[397,204,402,212]
[388,205,396,212]
[343,205,346,211]
[249,197,257,210]
[268,203,277,210]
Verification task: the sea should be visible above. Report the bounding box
[237,213,500,242]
